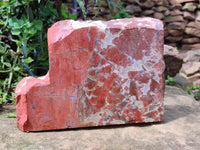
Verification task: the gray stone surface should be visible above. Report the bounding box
[0,86,200,150]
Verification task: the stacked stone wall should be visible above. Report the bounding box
[96,0,200,50]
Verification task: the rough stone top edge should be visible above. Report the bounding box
[48,17,163,45]
[51,17,163,30]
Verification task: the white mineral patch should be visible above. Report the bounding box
[85,92,97,100]
[84,108,113,125]
[88,75,97,81]
[71,20,106,30]
[137,18,163,30]
[129,95,137,104]
[38,72,49,80]
[142,17,153,22]
[15,77,32,94]
[144,118,154,122]
[97,81,104,87]
[141,81,151,95]
[88,63,111,71]
[153,75,160,83]
[101,29,122,49]
[120,80,130,95]
[113,60,143,79]
[110,120,125,124]
[113,21,131,27]
[135,100,144,110]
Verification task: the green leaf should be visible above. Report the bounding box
[3,62,11,68]
[26,22,32,28]
[61,4,69,19]
[17,18,26,28]
[76,0,87,20]
[0,20,6,25]
[94,0,101,18]
[0,70,10,73]
[0,44,6,53]
[11,29,21,36]
[14,66,21,71]
[69,13,77,20]
[16,40,22,47]
[8,17,17,27]
[32,20,43,31]
[8,17,25,29]
[114,10,132,19]
[7,114,16,118]
[28,29,37,35]
[23,57,34,64]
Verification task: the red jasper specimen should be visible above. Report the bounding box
[15,18,165,131]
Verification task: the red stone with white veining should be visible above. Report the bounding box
[15,17,165,131]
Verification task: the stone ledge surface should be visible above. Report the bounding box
[1,86,200,150]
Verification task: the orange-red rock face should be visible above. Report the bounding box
[15,18,165,131]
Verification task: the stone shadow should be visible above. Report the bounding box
[162,105,193,124]
[0,104,16,115]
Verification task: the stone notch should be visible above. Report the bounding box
[15,18,165,132]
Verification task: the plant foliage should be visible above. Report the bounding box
[186,83,200,101]
[0,0,103,104]
[165,75,175,86]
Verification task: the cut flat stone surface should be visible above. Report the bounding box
[187,21,200,29]
[169,0,199,4]
[164,15,184,23]
[15,18,165,132]
[164,45,183,78]
[185,27,200,37]
[166,22,185,30]
[170,10,183,16]
[182,37,200,44]
[183,11,195,20]
[182,43,200,50]
[166,36,183,42]
[182,2,198,12]
[181,62,200,76]
[1,86,200,150]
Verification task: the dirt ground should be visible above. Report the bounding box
[0,86,200,150]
